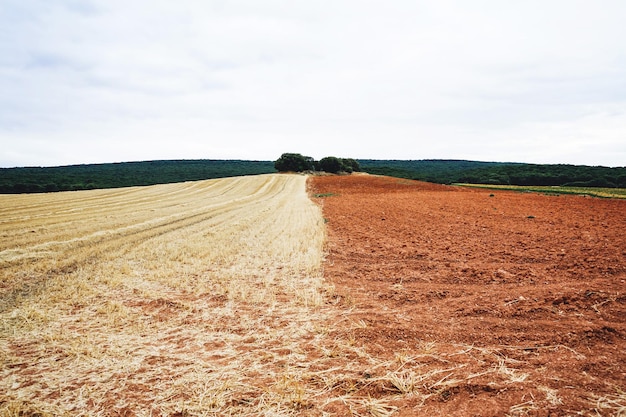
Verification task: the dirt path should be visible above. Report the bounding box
[309,174,626,416]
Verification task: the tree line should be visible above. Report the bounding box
[2,157,624,194]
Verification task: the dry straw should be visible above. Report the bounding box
[1,174,332,415]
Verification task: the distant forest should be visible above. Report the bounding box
[0,160,275,193]
[1,159,625,194]
[359,160,626,188]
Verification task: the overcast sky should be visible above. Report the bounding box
[1,1,625,167]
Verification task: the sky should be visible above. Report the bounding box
[1,1,626,168]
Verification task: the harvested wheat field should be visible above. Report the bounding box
[2,173,625,416]
[308,174,626,416]
[0,174,335,416]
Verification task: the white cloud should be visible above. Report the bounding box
[1,0,625,167]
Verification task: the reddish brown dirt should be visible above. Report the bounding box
[309,174,626,416]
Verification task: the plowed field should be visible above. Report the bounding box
[308,174,626,416]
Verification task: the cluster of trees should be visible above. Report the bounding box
[0,160,276,194]
[274,153,360,174]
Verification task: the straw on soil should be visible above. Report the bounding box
[1,174,336,416]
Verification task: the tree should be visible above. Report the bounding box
[319,156,343,174]
[274,153,315,172]
[340,158,360,173]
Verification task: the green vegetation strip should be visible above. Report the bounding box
[455,183,626,199]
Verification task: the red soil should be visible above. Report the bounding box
[309,174,626,416]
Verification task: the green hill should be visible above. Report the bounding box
[0,160,276,193]
[358,160,626,188]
